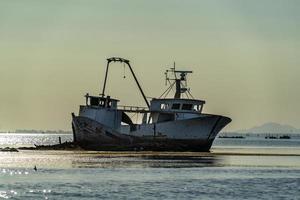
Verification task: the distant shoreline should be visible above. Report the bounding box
[221,132,300,137]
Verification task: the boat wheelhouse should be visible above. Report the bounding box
[149,98,205,122]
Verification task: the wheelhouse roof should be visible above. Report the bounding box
[151,98,205,104]
[86,95,120,102]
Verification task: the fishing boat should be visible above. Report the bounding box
[71,57,231,151]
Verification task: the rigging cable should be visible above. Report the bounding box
[123,63,126,78]
[158,81,175,99]
[187,89,195,99]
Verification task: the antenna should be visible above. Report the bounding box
[161,62,193,99]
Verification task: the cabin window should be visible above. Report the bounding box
[160,103,169,110]
[90,97,100,106]
[193,105,200,111]
[99,100,105,107]
[182,104,193,110]
[111,101,117,108]
[171,103,181,110]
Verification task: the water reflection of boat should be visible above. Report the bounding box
[71,153,220,168]
[72,57,231,151]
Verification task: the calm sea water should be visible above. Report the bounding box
[0,133,299,199]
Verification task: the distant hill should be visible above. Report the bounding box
[236,122,300,134]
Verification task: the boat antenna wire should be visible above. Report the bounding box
[101,57,150,109]
[180,82,195,99]
[159,81,175,99]
[187,88,195,99]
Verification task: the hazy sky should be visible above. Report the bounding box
[0,0,299,131]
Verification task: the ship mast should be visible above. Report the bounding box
[101,57,150,108]
[161,63,193,99]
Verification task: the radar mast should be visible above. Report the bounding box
[160,63,194,99]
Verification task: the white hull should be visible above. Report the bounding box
[121,114,231,140]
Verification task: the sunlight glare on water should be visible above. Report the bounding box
[0,133,299,199]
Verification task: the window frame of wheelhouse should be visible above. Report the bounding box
[148,98,205,123]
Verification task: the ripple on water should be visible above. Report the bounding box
[0,134,300,199]
[1,167,299,199]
